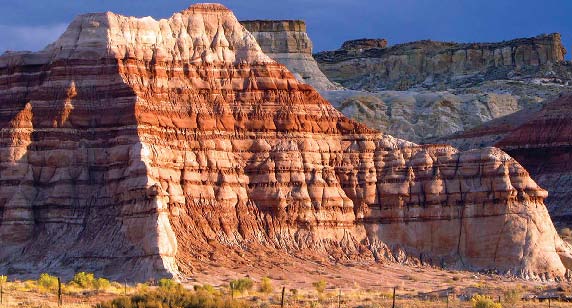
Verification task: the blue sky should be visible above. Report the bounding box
[1,0,571,59]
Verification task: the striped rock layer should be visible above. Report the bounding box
[0,4,570,281]
[240,19,338,91]
[441,93,572,227]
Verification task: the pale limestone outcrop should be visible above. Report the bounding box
[0,3,570,281]
[241,20,338,91]
[322,89,533,143]
[315,34,570,90]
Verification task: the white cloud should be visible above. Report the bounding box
[0,23,68,53]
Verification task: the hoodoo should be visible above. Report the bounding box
[0,3,570,281]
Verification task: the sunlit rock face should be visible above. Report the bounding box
[0,3,570,281]
[441,93,572,230]
[315,34,569,91]
[241,19,338,91]
[244,24,568,146]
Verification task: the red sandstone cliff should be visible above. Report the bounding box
[0,4,570,281]
[441,93,572,227]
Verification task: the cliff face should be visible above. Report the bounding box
[241,20,338,91]
[240,20,568,143]
[0,4,570,281]
[322,88,552,143]
[315,34,570,90]
[440,94,572,226]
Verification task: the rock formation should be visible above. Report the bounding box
[321,89,547,143]
[0,3,570,281]
[241,20,338,91]
[315,34,570,90]
[439,93,572,227]
[341,38,388,51]
[241,20,569,143]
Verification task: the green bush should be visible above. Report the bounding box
[158,278,179,290]
[72,272,96,288]
[259,277,273,294]
[312,280,327,294]
[67,272,112,291]
[94,278,111,290]
[471,294,502,308]
[37,273,59,291]
[0,275,7,284]
[229,277,253,294]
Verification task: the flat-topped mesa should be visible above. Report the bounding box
[315,33,569,90]
[0,3,570,281]
[241,19,338,91]
[341,38,388,51]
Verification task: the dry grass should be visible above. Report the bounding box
[3,279,572,308]
[2,266,572,308]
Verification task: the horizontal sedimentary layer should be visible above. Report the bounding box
[0,3,570,282]
[315,33,569,90]
[241,19,337,90]
[440,94,572,224]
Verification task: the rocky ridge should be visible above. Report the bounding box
[315,34,570,90]
[341,38,388,51]
[241,19,338,91]
[0,4,570,281]
[315,33,572,142]
[242,21,570,142]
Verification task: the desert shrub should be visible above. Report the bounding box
[72,272,96,288]
[111,281,124,289]
[194,284,219,295]
[503,287,522,305]
[309,301,322,308]
[312,280,327,294]
[259,277,273,294]
[0,275,7,284]
[230,277,253,294]
[158,278,178,289]
[37,273,59,291]
[94,277,111,290]
[471,294,502,308]
[95,286,248,308]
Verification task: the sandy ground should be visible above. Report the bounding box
[2,254,572,307]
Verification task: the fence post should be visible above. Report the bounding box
[392,287,396,308]
[446,292,449,308]
[230,282,234,300]
[57,277,62,306]
[281,286,285,308]
[1,281,3,305]
[338,289,341,308]
[124,280,127,296]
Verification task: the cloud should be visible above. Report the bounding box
[0,23,68,53]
